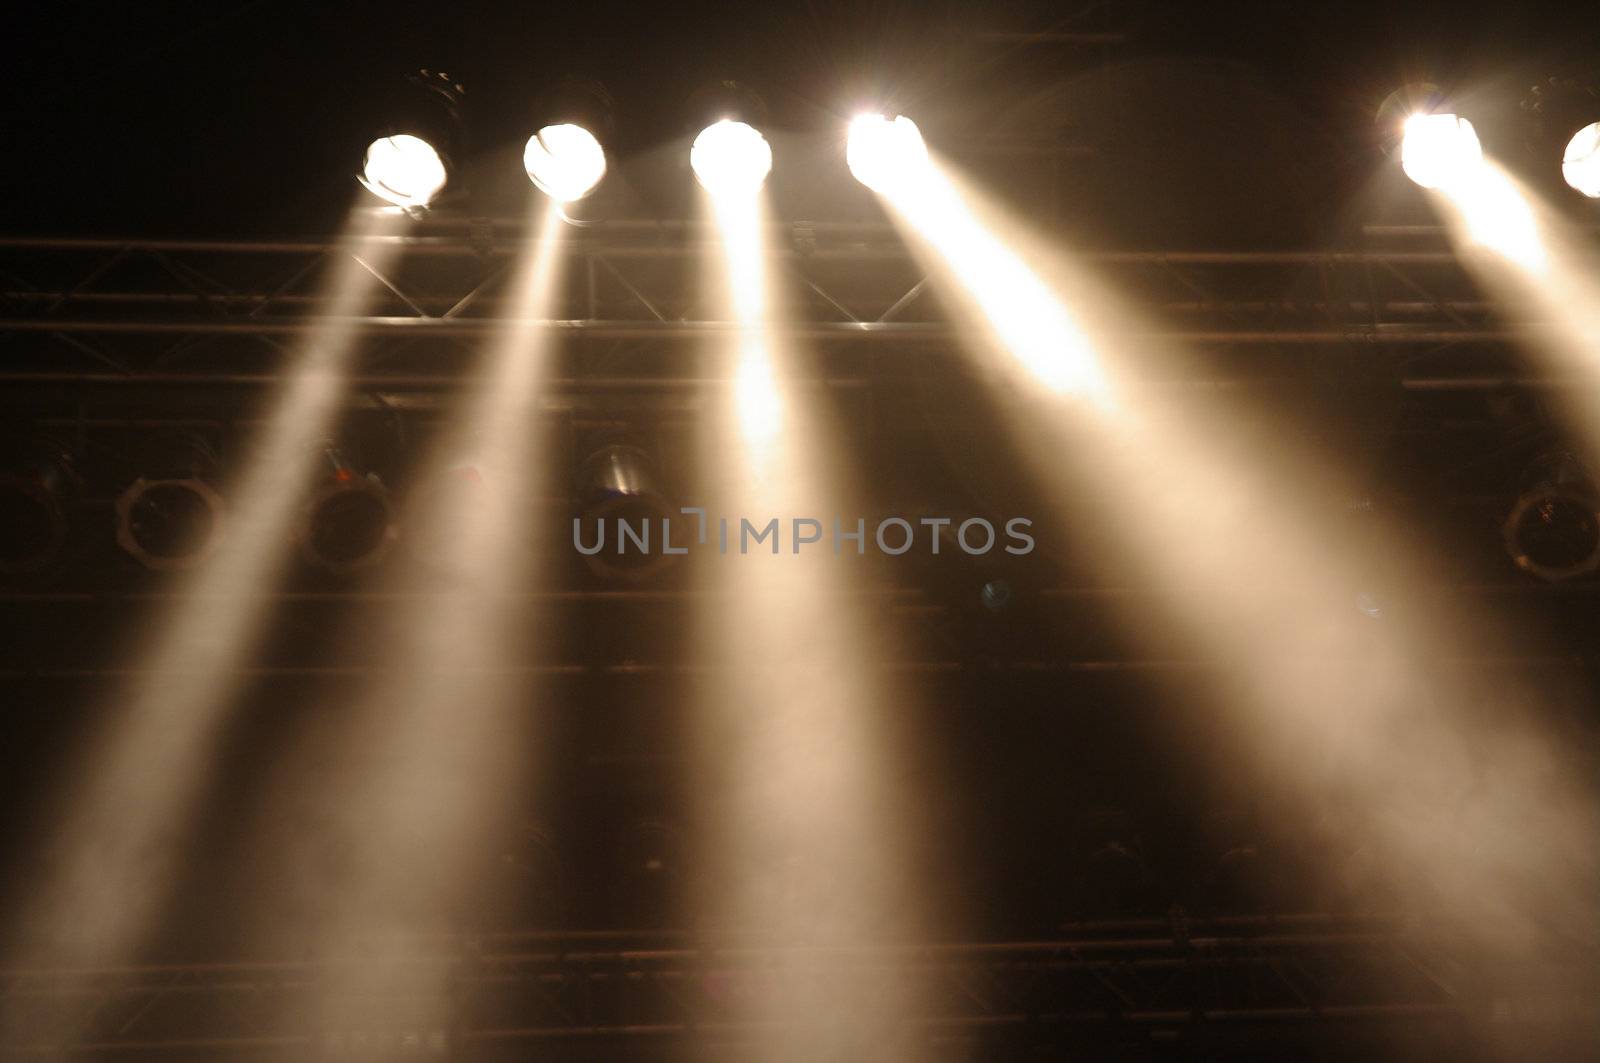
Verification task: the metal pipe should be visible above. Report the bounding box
[0,319,1534,342]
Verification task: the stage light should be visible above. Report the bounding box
[692,120,772,197]
[114,435,226,571]
[0,445,75,575]
[1563,122,1600,198]
[358,70,464,209]
[1400,113,1482,190]
[523,79,614,204]
[524,124,607,203]
[117,479,225,571]
[300,449,396,574]
[361,135,448,208]
[574,442,679,581]
[846,113,928,192]
[1503,453,1600,582]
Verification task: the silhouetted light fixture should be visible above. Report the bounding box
[118,480,225,571]
[0,442,76,575]
[359,70,464,209]
[1522,78,1600,198]
[115,435,225,571]
[524,80,613,204]
[1504,453,1600,582]
[300,447,396,574]
[688,82,772,196]
[575,443,678,582]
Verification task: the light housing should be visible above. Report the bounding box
[846,113,929,192]
[117,479,225,571]
[115,435,225,571]
[687,81,772,197]
[1521,77,1600,197]
[1562,122,1600,198]
[524,79,614,204]
[359,70,465,210]
[0,443,76,575]
[575,443,679,582]
[299,448,396,574]
[1504,453,1600,582]
[1399,112,1482,190]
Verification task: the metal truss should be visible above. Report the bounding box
[0,220,1536,395]
[0,914,1541,1057]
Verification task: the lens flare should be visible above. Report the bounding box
[691,120,772,197]
[360,134,448,208]
[846,113,929,192]
[1562,121,1600,198]
[1400,113,1482,190]
[523,123,607,202]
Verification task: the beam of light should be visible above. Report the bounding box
[1423,155,1600,480]
[0,210,405,1033]
[710,189,784,461]
[360,134,449,209]
[1431,159,1548,275]
[691,120,772,198]
[693,181,931,1058]
[846,114,1110,402]
[523,123,607,203]
[255,203,567,1040]
[866,148,1599,953]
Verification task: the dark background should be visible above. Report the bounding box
[0,2,1598,1057]
[2,1,1597,237]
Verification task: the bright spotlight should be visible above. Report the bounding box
[1400,113,1482,190]
[524,123,607,203]
[691,120,772,197]
[1562,122,1600,198]
[358,70,463,209]
[846,113,928,192]
[361,134,448,208]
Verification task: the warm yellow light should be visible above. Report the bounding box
[866,161,1110,400]
[1400,113,1482,190]
[523,123,607,203]
[360,134,448,208]
[1562,122,1600,198]
[1437,161,1548,274]
[846,113,928,192]
[691,120,772,197]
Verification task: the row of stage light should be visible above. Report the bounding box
[360,73,1600,211]
[0,439,672,578]
[8,428,1600,583]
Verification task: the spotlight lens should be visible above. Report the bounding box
[308,489,392,569]
[126,482,217,562]
[1512,492,1600,577]
[360,134,448,208]
[1399,113,1481,190]
[690,120,772,197]
[524,123,607,203]
[1562,122,1600,198]
[846,113,928,192]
